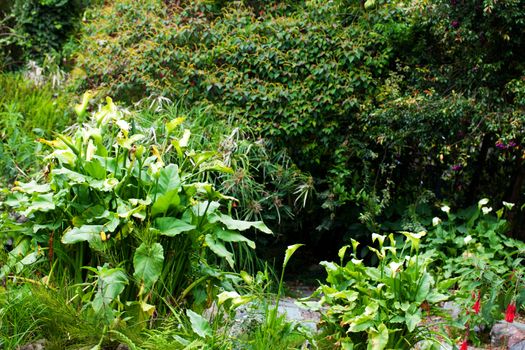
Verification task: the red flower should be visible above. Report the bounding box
[473,299,481,314]
[505,303,516,323]
[460,340,468,350]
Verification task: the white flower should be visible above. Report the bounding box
[464,235,473,244]
[503,201,515,210]
[432,217,442,226]
[478,198,489,208]
[441,205,450,214]
[481,207,493,215]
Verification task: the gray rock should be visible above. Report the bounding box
[17,339,46,350]
[491,321,525,348]
[510,340,525,350]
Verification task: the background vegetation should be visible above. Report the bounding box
[1,0,524,349]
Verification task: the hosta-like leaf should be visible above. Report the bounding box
[133,242,164,293]
[62,225,104,244]
[367,323,388,350]
[209,213,272,234]
[216,228,255,249]
[23,193,55,215]
[151,164,181,216]
[186,309,212,339]
[91,266,128,314]
[52,168,89,184]
[192,201,220,217]
[11,180,50,194]
[405,309,422,332]
[205,234,234,268]
[155,217,196,236]
[415,272,432,303]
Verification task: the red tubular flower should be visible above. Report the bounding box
[473,299,481,314]
[505,303,516,323]
[460,340,468,350]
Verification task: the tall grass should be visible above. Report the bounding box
[0,73,72,184]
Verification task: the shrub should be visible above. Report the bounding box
[306,232,452,349]
[1,95,272,316]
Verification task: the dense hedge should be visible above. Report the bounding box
[70,0,525,246]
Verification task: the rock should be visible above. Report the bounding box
[511,340,525,350]
[491,321,525,348]
[17,339,46,350]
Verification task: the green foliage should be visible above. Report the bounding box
[71,0,525,242]
[425,200,525,342]
[309,233,451,349]
[1,95,272,316]
[0,73,71,185]
[0,0,91,67]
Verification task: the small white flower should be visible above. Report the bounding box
[481,207,493,215]
[441,205,450,214]
[503,201,515,210]
[432,217,442,226]
[464,235,473,244]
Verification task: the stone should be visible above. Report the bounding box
[491,321,525,348]
[17,339,46,350]
[510,340,525,350]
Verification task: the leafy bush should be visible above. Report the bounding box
[70,0,525,245]
[426,200,525,343]
[306,232,452,349]
[1,95,272,318]
[0,0,91,68]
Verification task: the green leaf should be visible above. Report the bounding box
[284,244,304,268]
[133,242,164,293]
[216,228,255,249]
[209,213,272,234]
[52,168,89,184]
[151,164,181,216]
[405,309,421,332]
[155,217,196,237]
[91,265,128,314]
[415,272,432,303]
[367,323,388,350]
[62,225,104,244]
[199,160,234,174]
[12,180,50,194]
[23,193,55,215]
[205,234,234,268]
[186,309,212,338]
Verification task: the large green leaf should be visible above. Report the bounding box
[155,217,196,237]
[62,225,104,244]
[209,213,272,234]
[12,180,50,194]
[151,164,181,216]
[405,308,422,332]
[205,234,234,268]
[186,309,212,339]
[23,193,55,215]
[91,266,128,314]
[215,227,255,249]
[367,323,389,350]
[415,272,432,303]
[133,242,164,292]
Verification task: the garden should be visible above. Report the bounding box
[0,0,524,349]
